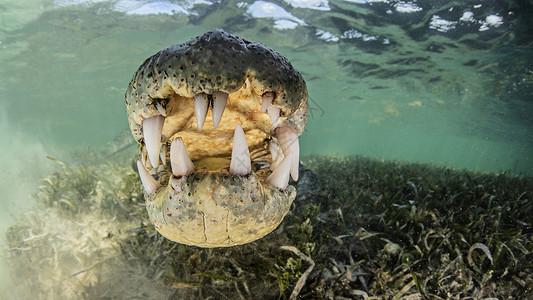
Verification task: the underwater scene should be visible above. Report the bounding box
[1,0,532,298]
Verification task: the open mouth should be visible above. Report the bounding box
[125,31,308,247]
[137,87,300,191]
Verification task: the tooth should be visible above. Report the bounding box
[170,138,195,176]
[275,127,299,181]
[267,105,280,125]
[155,103,167,117]
[212,91,228,128]
[194,93,209,130]
[269,140,284,170]
[136,160,161,195]
[265,152,293,189]
[261,92,274,113]
[143,115,165,169]
[229,124,251,176]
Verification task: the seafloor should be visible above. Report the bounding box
[3,151,532,299]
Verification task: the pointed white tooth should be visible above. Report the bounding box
[143,115,165,169]
[229,124,251,176]
[170,138,195,176]
[155,103,167,117]
[212,91,228,128]
[194,93,209,130]
[137,160,161,195]
[269,140,284,171]
[275,127,299,181]
[261,92,275,113]
[265,152,293,190]
[267,105,280,125]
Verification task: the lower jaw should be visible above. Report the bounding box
[146,169,296,247]
[134,91,302,246]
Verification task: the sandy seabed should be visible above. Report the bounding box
[2,152,532,299]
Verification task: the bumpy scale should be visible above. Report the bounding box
[125,30,308,247]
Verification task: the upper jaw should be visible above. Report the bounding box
[125,30,308,144]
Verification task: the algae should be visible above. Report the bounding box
[3,153,532,299]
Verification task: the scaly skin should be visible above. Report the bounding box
[125,30,308,247]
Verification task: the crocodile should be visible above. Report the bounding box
[125,30,308,247]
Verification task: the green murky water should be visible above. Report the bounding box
[0,0,531,296]
[1,0,531,174]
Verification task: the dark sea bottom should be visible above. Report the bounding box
[3,153,532,299]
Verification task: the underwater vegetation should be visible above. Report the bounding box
[3,152,532,299]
